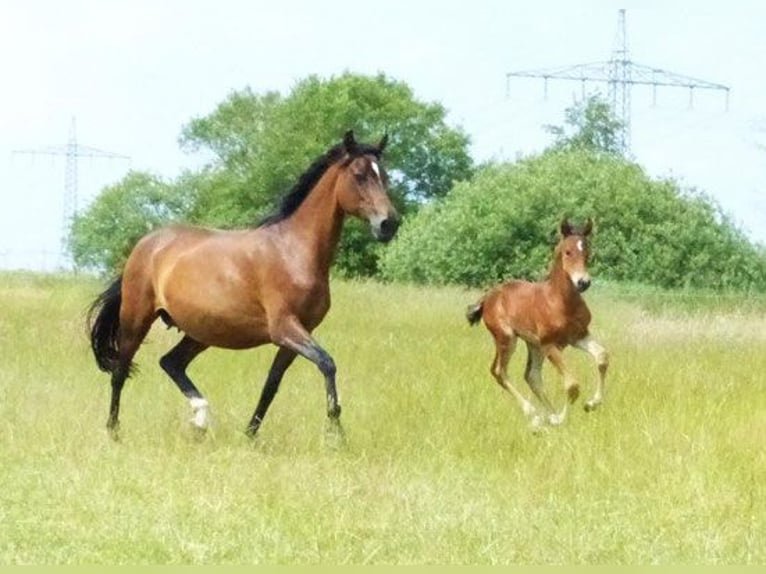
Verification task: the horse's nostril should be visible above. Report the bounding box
[380,217,400,239]
[578,278,591,292]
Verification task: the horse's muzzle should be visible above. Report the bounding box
[576,278,591,292]
[373,216,400,243]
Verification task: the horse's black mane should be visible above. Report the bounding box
[257,139,382,228]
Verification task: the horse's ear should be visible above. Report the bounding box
[377,133,389,154]
[583,218,593,236]
[343,130,358,154]
[560,218,574,237]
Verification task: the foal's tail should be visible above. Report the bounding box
[465,300,484,326]
[87,276,123,374]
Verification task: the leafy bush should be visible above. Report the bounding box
[380,149,766,291]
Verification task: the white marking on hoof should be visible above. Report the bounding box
[530,414,545,429]
[522,401,537,418]
[189,397,209,429]
[548,414,564,426]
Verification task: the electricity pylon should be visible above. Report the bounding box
[505,9,730,154]
[13,117,131,268]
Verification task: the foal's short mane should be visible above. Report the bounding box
[257,139,382,228]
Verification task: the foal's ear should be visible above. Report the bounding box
[343,130,358,154]
[377,133,389,154]
[583,218,593,236]
[559,218,574,237]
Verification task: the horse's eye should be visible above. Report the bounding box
[565,250,572,257]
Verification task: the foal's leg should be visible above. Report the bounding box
[490,332,537,420]
[523,343,561,424]
[246,346,297,437]
[159,336,210,430]
[543,345,580,425]
[572,335,609,411]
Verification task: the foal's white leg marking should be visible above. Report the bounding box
[189,397,209,429]
[573,336,609,411]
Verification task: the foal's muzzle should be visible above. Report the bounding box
[576,278,591,292]
[372,215,400,243]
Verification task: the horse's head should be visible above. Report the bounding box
[335,130,400,242]
[557,217,593,292]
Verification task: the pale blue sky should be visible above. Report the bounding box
[1,0,764,270]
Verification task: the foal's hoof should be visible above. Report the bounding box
[584,400,601,412]
[547,412,566,426]
[567,384,581,403]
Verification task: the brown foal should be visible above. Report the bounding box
[467,218,609,427]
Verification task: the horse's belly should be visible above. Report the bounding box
[177,313,271,349]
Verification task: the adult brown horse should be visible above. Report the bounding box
[88,131,399,438]
[466,218,609,428]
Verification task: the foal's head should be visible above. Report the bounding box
[335,130,400,242]
[556,218,593,292]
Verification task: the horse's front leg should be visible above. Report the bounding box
[246,346,297,437]
[572,335,609,411]
[271,316,343,424]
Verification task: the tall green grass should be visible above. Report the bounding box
[0,272,763,564]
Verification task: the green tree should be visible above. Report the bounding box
[68,171,187,272]
[179,73,473,225]
[545,94,624,155]
[72,73,473,274]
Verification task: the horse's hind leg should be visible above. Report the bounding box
[572,335,609,411]
[107,322,152,436]
[159,336,210,430]
[489,332,537,420]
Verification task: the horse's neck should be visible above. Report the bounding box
[279,167,345,276]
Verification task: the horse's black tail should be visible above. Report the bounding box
[87,276,123,374]
[466,300,484,326]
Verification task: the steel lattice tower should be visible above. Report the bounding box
[14,117,131,267]
[506,9,730,154]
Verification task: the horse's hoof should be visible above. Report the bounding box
[328,404,342,419]
[107,421,121,442]
[189,424,208,441]
[324,418,347,450]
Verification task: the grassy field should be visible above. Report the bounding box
[0,271,764,564]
